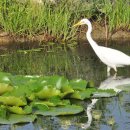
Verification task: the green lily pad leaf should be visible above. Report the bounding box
[5,85,33,97]
[93,89,117,98]
[0,105,7,119]
[9,75,42,88]
[35,105,83,116]
[0,96,27,106]
[44,75,69,89]
[33,103,49,111]
[60,86,74,98]
[27,93,36,101]
[92,110,102,120]
[0,72,11,83]
[9,75,29,86]
[0,83,13,95]
[8,105,32,114]
[70,88,96,100]
[0,114,37,124]
[33,97,70,107]
[87,80,95,88]
[49,96,70,106]
[117,85,130,92]
[70,79,87,91]
[35,86,61,99]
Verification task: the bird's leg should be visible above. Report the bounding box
[113,66,117,73]
[112,73,117,79]
[107,66,111,73]
[107,66,111,77]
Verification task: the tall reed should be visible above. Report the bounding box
[108,0,130,31]
[0,0,93,42]
[95,0,130,31]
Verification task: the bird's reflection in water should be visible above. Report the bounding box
[81,74,130,129]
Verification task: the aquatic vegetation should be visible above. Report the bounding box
[0,0,128,42]
[0,72,117,124]
[0,0,93,42]
[95,0,130,31]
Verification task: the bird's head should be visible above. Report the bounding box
[73,18,90,27]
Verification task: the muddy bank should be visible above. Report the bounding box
[79,22,130,41]
[0,23,129,45]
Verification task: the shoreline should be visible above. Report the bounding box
[0,23,129,45]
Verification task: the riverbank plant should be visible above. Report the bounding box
[0,71,117,124]
[95,0,130,32]
[0,0,94,42]
[0,0,129,42]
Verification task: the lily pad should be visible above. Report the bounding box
[35,105,83,116]
[0,83,13,95]
[43,75,69,89]
[92,89,117,98]
[60,86,74,97]
[33,97,70,107]
[0,72,11,84]
[0,96,27,106]
[8,105,32,115]
[0,114,37,124]
[35,85,61,99]
[70,79,87,91]
[70,88,96,100]
[0,105,7,119]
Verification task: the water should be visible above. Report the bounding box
[0,40,130,130]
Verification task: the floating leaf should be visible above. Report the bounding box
[0,83,13,95]
[0,105,7,119]
[33,97,70,107]
[87,80,95,88]
[0,114,37,124]
[0,72,11,84]
[92,89,117,98]
[8,105,32,115]
[35,86,61,99]
[70,88,96,100]
[60,86,74,98]
[35,105,83,116]
[117,85,130,92]
[70,79,87,91]
[107,117,115,126]
[44,75,69,89]
[92,110,102,120]
[0,96,27,106]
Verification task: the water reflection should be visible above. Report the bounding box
[81,74,130,130]
[0,41,130,129]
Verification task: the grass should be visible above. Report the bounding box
[0,0,95,42]
[95,0,130,31]
[108,0,130,31]
[0,0,129,42]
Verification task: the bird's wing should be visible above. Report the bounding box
[98,46,130,65]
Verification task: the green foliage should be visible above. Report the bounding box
[0,72,117,124]
[0,0,93,42]
[0,0,128,42]
[93,89,117,98]
[70,88,96,100]
[35,105,83,116]
[8,105,32,114]
[0,96,27,106]
[95,0,130,31]
[0,114,36,124]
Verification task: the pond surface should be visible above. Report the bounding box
[0,40,130,130]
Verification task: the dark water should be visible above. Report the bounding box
[0,40,130,130]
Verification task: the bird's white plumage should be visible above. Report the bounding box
[74,18,130,73]
[96,46,130,67]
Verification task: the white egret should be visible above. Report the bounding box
[73,18,130,73]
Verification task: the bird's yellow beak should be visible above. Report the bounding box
[73,21,82,27]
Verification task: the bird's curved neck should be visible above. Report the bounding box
[86,21,98,49]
